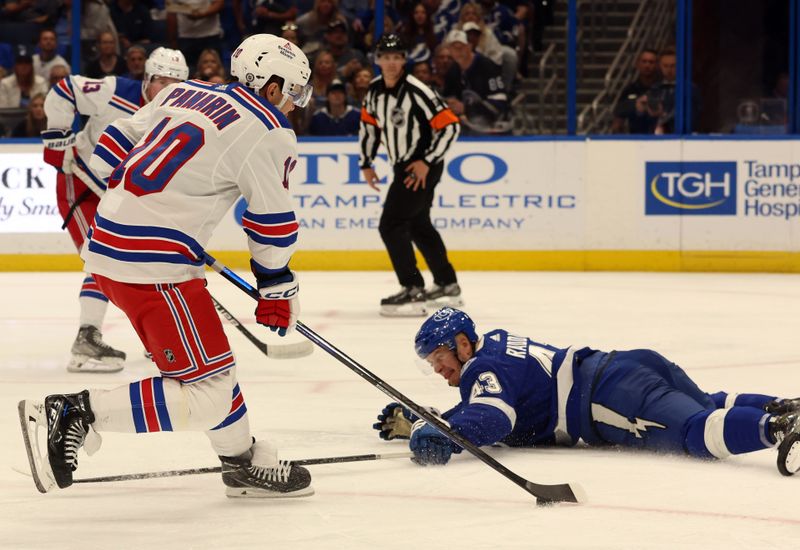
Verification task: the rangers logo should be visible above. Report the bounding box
[164,349,176,363]
[390,107,405,127]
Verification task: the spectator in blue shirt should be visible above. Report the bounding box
[309,78,360,135]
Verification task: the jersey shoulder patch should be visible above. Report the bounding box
[110,77,143,114]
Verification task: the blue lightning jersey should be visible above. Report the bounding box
[441,329,599,448]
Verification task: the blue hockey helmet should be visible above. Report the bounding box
[414,308,478,359]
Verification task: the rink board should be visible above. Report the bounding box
[0,138,799,272]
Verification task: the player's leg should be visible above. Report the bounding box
[707,391,800,415]
[55,172,125,372]
[591,350,787,466]
[407,161,461,308]
[588,351,713,454]
[377,165,426,316]
[94,275,312,496]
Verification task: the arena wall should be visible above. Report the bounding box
[1,137,798,272]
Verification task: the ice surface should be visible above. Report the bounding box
[1,271,798,549]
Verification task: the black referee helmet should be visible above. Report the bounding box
[375,33,406,56]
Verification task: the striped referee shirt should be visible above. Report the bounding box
[359,73,460,169]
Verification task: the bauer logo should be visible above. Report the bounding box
[645,162,737,215]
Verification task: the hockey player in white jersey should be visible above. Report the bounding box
[19,34,315,498]
[43,47,189,373]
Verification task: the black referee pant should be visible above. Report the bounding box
[379,161,458,289]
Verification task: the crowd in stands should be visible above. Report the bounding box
[0,0,538,137]
[612,46,701,135]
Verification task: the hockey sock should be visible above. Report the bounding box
[89,371,237,433]
[78,276,109,328]
[206,383,253,457]
[685,407,774,459]
[708,392,778,409]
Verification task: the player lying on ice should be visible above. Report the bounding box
[373,308,800,476]
[19,34,315,498]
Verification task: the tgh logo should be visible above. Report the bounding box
[645,161,737,215]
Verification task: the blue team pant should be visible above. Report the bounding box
[585,349,714,454]
[581,350,773,458]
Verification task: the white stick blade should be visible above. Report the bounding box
[267,340,315,359]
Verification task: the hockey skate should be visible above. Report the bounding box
[219,441,313,498]
[67,325,126,373]
[769,410,800,476]
[425,283,464,309]
[765,397,800,415]
[380,286,427,317]
[17,390,101,493]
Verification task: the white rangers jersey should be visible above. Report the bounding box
[44,75,144,193]
[82,80,300,284]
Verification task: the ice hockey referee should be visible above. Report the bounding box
[359,33,463,317]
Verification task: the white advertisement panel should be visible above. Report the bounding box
[584,139,800,251]
[1,138,799,263]
[207,139,585,250]
[0,145,61,234]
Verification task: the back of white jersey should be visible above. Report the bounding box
[83,80,300,284]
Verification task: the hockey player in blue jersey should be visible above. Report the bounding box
[373,307,800,476]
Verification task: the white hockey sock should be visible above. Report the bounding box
[90,370,238,434]
[78,294,109,329]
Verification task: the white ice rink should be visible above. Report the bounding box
[1,270,798,549]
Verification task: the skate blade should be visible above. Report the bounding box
[225,485,315,499]
[425,296,465,309]
[778,436,800,476]
[379,304,427,317]
[67,355,124,373]
[17,400,56,493]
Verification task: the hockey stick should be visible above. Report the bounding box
[68,452,414,484]
[204,253,586,506]
[210,294,313,359]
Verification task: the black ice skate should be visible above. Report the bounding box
[765,397,800,416]
[219,443,313,498]
[425,283,464,309]
[17,390,101,493]
[67,325,126,373]
[769,410,800,476]
[380,286,427,317]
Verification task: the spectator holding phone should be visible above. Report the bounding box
[611,48,659,134]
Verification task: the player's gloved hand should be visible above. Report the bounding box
[409,419,462,466]
[373,403,441,440]
[254,269,299,337]
[41,128,76,172]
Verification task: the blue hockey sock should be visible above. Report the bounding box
[707,392,777,410]
[685,407,773,459]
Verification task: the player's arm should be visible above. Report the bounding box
[409,366,516,465]
[237,129,301,337]
[42,75,115,174]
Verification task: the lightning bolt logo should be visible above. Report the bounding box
[591,404,666,438]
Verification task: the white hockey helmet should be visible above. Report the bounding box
[142,47,189,98]
[230,34,312,108]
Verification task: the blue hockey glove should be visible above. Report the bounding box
[373,403,442,440]
[409,420,462,465]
